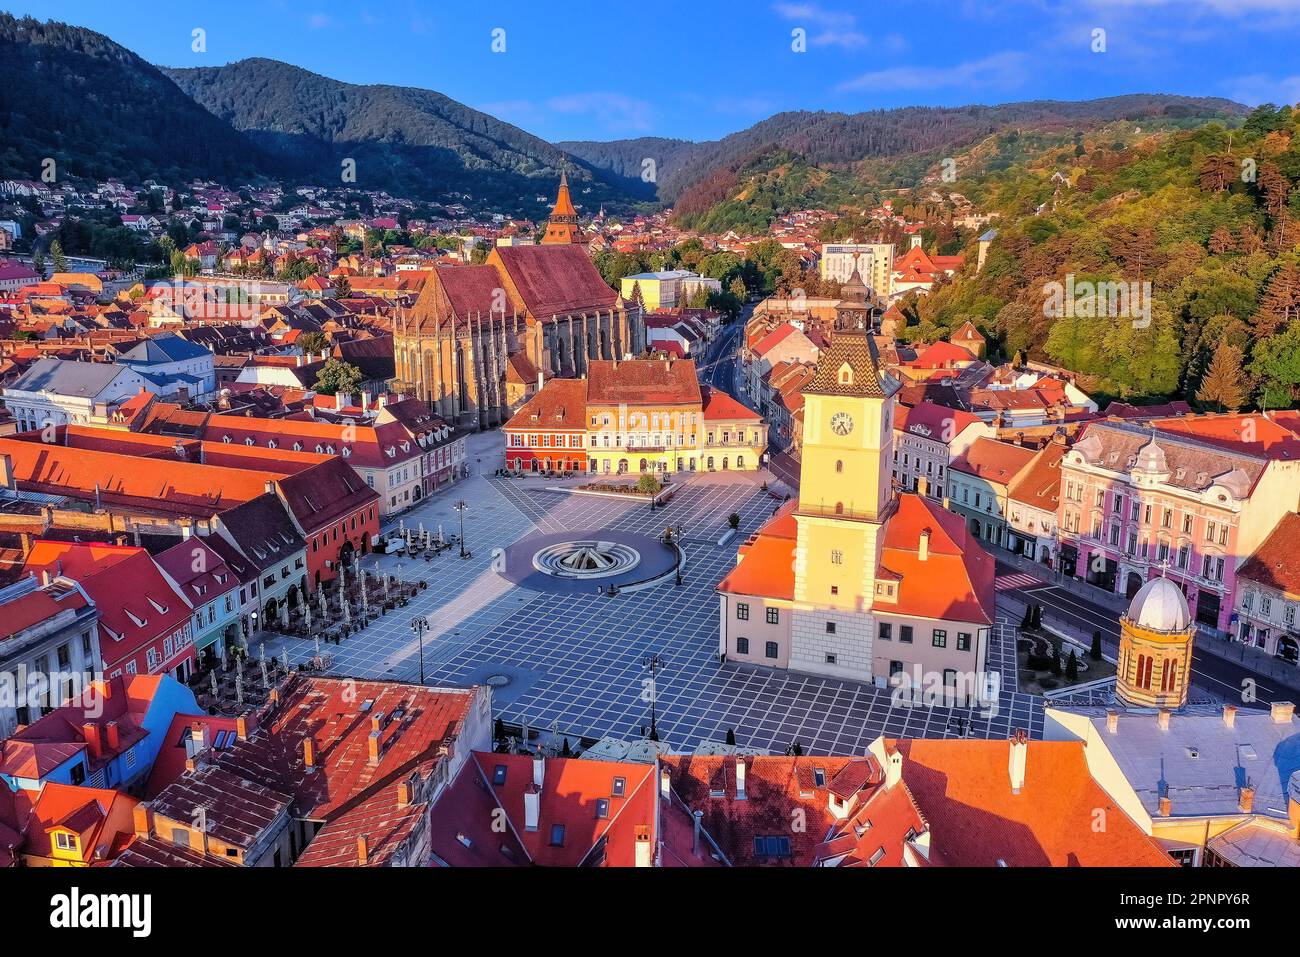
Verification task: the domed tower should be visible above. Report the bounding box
[1116,577,1196,709]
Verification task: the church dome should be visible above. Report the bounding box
[1126,577,1190,633]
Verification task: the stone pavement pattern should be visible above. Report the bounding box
[270,462,1045,755]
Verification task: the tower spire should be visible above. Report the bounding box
[541,171,580,245]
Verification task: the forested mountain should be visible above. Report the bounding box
[162,58,631,214]
[895,105,1300,408]
[567,95,1247,210]
[0,14,265,184]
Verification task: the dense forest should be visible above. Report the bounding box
[0,14,265,184]
[163,58,635,214]
[570,95,1246,207]
[900,105,1300,409]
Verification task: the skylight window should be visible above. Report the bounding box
[492,765,507,786]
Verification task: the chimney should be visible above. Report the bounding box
[264,480,275,495]
[524,786,540,831]
[303,736,316,768]
[1106,710,1119,734]
[536,371,544,392]
[692,809,703,856]
[916,476,928,498]
[82,722,102,759]
[104,720,120,751]
[1223,705,1237,728]
[918,529,930,562]
[634,825,652,867]
[1238,784,1255,814]
[132,804,153,839]
[397,779,413,808]
[187,722,207,757]
[1008,730,1028,794]
[659,766,671,799]
[0,452,14,491]
[368,729,381,765]
[1271,701,1296,724]
[235,714,249,740]
[1157,709,1171,731]
[532,749,545,789]
[356,835,369,865]
[1159,795,1172,817]
[735,758,746,800]
[885,748,903,788]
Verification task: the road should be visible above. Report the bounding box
[996,561,1287,708]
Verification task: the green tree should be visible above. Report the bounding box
[297,332,328,356]
[636,473,659,495]
[1251,323,1300,408]
[49,240,67,274]
[313,359,363,396]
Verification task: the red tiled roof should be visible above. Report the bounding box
[1238,512,1300,598]
[881,494,996,625]
[894,400,982,440]
[950,437,1037,485]
[434,753,658,867]
[0,675,166,779]
[491,244,618,317]
[895,738,1174,867]
[23,543,193,670]
[586,358,701,406]
[503,378,587,432]
[701,385,761,422]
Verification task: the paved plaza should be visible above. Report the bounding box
[267,437,1044,756]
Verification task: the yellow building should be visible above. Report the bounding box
[583,359,764,476]
[1116,577,1195,709]
[718,270,997,694]
[19,783,139,867]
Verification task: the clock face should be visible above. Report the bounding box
[830,412,854,436]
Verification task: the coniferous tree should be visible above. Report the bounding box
[1196,341,1248,412]
[1066,649,1079,681]
[1090,630,1103,662]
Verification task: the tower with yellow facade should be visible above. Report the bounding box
[788,268,901,674]
[1116,577,1196,708]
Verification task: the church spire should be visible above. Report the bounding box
[541,172,580,244]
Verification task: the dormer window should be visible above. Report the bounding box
[838,363,854,386]
[245,437,255,446]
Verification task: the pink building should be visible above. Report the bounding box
[1056,421,1300,633]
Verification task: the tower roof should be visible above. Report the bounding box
[551,171,577,218]
[805,331,894,399]
[541,172,580,245]
[840,263,870,302]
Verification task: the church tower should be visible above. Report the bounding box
[793,271,901,615]
[541,172,581,245]
[1116,577,1196,708]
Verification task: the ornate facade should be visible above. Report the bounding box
[392,179,643,430]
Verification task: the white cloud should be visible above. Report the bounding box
[306,13,334,30]
[838,51,1029,93]
[544,92,656,134]
[1225,73,1300,106]
[772,2,869,49]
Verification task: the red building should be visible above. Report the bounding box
[22,542,196,681]
[502,378,588,472]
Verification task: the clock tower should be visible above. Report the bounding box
[792,280,900,616]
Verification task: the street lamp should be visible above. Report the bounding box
[643,653,662,742]
[410,615,429,684]
[454,499,469,558]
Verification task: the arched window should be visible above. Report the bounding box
[838,362,854,386]
[834,502,844,515]
[836,460,843,473]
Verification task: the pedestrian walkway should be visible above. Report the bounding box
[995,571,1046,592]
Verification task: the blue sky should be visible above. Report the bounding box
[17,0,1300,142]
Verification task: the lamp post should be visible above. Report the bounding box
[454,499,469,558]
[643,653,662,743]
[410,615,429,684]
